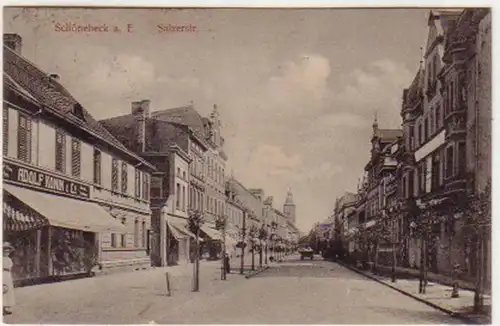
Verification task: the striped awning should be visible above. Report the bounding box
[3,184,124,233]
[3,200,47,232]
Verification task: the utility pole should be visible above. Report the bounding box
[239,210,247,274]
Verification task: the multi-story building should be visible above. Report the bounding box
[334,192,358,253]
[202,105,228,228]
[398,9,491,280]
[146,105,227,248]
[225,182,247,252]
[3,34,156,284]
[99,101,211,267]
[438,8,491,280]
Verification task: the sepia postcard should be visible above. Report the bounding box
[1,5,493,325]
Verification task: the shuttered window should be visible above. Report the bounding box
[135,168,141,198]
[93,149,102,185]
[121,162,128,194]
[142,172,149,201]
[3,107,8,156]
[71,138,81,177]
[17,114,32,163]
[111,158,119,192]
[55,130,66,173]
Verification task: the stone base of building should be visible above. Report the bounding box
[100,249,151,271]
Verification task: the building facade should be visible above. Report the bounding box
[3,35,155,284]
[99,101,207,267]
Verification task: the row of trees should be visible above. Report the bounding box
[337,181,491,312]
[188,209,295,290]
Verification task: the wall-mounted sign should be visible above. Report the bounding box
[3,161,90,199]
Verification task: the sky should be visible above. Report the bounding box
[4,7,431,232]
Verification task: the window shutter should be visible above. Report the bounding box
[121,162,128,194]
[112,158,119,192]
[93,149,102,185]
[135,168,141,198]
[71,138,81,177]
[55,130,66,173]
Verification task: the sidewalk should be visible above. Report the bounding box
[3,260,229,324]
[336,260,492,325]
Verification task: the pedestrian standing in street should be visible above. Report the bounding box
[3,242,15,316]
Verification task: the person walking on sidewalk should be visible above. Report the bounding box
[3,242,15,316]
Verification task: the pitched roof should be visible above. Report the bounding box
[407,68,424,102]
[3,44,153,168]
[151,105,207,139]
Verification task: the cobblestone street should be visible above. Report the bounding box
[5,255,467,324]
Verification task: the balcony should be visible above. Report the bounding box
[444,172,467,196]
[445,115,466,140]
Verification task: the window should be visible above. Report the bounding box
[134,220,139,247]
[142,173,149,201]
[111,158,119,192]
[177,167,180,176]
[111,233,117,248]
[121,234,126,248]
[446,146,454,178]
[121,162,128,194]
[450,81,455,112]
[142,221,146,248]
[151,176,163,198]
[431,152,440,191]
[93,149,102,185]
[183,171,186,180]
[18,114,32,163]
[409,125,415,150]
[457,142,466,175]
[176,183,181,209]
[424,117,429,142]
[135,168,141,198]
[3,107,8,156]
[418,163,426,194]
[435,105,441,129]
[182,186,186,211]
[418,123,423,146]
[71,138,81,177]
[429,109,434,135]
[55,130,66,173]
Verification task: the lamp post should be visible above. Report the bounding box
[216,214,228,281]
[239,210,247,275]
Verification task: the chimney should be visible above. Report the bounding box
[4,34,22,54]
[132,100,151,152]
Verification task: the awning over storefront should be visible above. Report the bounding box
[167,218,203,242]
[167,220,186,240]
[200,225,223,241]
[3,184,125,233]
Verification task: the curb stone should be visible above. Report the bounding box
[245,266,270,279]
[336,260,485,325]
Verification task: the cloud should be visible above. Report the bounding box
[83,53,156,97]
[269,54,331,100]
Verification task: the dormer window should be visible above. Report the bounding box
[72,103,85,121]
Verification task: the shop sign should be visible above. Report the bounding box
[3,161,90,199]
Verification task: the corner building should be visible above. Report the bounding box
[3,34,155,284]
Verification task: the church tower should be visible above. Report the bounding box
[283,188,296,224]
